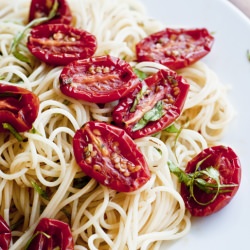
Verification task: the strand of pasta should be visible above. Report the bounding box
[0,0,234,249]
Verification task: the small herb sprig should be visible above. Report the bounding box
[10,0,59,62]
[168,159,237,206]
[132,100,164,131]
[2,123,24,141]
[31,181,50,200]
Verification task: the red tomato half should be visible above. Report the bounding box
[28,0,72,25]
[26,218,74,250]
[181,146,241,216]
[60,55,141,103]
[27,24,97,66]
[136,28,214,70]
[0,83,39,133]
[112,69,189,139]
[0,215,11,250]
[73,121,150,192]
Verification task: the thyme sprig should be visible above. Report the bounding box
[168,158,238,206]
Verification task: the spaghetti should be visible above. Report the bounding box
[0,0,233,249]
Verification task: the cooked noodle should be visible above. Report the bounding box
[0,0,234,249]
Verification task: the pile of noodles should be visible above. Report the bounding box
[0,0,234,249]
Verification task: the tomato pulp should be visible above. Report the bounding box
[136,28,214,70]
[181,146,241,216]
[26,218,74,249]
[60,55,141,103]
[112,68,189,139]
[0,83,39,133]
[73,121,151,192]
[27,24,97,66]
[28,0,72,25]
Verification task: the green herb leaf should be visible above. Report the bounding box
[31,181,50,200]
[133,68,147,80]
[24,231,51,250]
[132,100,164,131]
[10,0,59,62]
[130,84,147,112]
[168,160,238,206]
[2,123,24,141]
[164,123,179,133]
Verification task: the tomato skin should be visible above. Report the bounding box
[60,55,141,103]
[27,24,97,66]
[112,69,189,139]
[0,83,39,133]
[73,121,150,192]
[27,218,74,250]
[0,215,11,250]
[28,0,72,25]
[136,28,214,70]
[181,146,241,217]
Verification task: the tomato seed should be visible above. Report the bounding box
[53,32,65,41]
[93,164,101,171]
[93,129,101,136]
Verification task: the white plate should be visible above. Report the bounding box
[141,0,250,249]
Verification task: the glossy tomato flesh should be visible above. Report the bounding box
[0,83,39,133]
[112,69,189,139]
[28,0,72,25]
[181,145,241,216]
[0,215,11,250]
[27,218,74,250]
[27,24,97,66]
[73,121,150,192]
[60,55,141,103]
[136,28,214,70]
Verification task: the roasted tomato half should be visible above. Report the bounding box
[181,145,241,216]
[73,121,150,192]
[26,218,74,250]
[28,0,72,25]
[0,215,11,250]
[60,55,141,103]
[0,83,39,133]
[27,24,97,66]
[136,28,214,70]
[112,69,189,139]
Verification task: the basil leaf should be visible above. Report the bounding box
[164,123,179,133]
[133,68,147,80]
[132,100,164,131]
[130,84,147,112]
[10,0,59,62]
[31,181,50,200]
[2,123,24,141]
